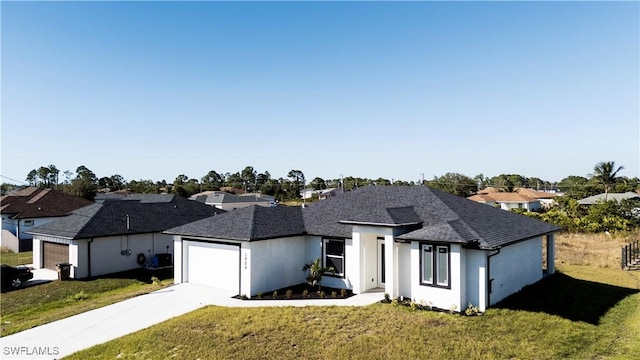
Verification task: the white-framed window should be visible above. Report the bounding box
[23,219,34,226]
[323,238,345,277]
[421,243,450,288]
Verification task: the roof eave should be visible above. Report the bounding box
[339,220,422,227]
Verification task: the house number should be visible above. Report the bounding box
[244,252,247,269]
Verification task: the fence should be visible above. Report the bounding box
[621,240,640,269]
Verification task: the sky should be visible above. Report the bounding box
[1,1,639,185]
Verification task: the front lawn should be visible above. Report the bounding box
[0,268,173,336]
[0,248,33,267]
[67,264,640,360]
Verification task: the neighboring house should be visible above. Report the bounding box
[319,188,338,200]
[219,187,246,195]
[190,191,271,211]
[166,186,560,312]
[241,193,277,207]
[515,188,557,208]
[1,187,93,252]
[577,192,640,205]
[300,188,319,199]
[28,194,222,278]
[467,191,542,211]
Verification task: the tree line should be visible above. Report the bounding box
[7,161,639,205]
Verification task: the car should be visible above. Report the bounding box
[1,264,34,289]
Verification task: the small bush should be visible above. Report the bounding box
[464,302,480,316]
[272,291,278,299]
[257,293,263,300]
[285,289,293,299]
[384,293,391,303]
[331,291,337,298]
[240,294,248,300]
[151,276,160,286]
[340,289,347,298]
[410,300,418,311]
[302,289,309,298]
[319,291,326,298]
[71,291,89,302]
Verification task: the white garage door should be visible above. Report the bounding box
[185,241,240,293]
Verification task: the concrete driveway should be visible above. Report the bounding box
[1,283,382,359]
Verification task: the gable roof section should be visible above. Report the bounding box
[0,187,93,219]
[28,195,222,239]
[165,205,306,241]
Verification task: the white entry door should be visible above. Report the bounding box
[377,239,385,287]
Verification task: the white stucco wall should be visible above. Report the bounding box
[245,236,307,296]
[31,234,72,269]
[173,236,183,284]
[84,232,173,278]
[410,243,463,311]
[464,249,488,311]
[489,237,543,305]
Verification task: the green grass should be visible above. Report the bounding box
[0,248,33,267]
[0,269,173,336]
[66,264,640,360]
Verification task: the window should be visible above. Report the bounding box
[23,220,34,226]
[421,243,449,288]
[323,238,345,277]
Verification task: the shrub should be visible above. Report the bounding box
[285,289,293,299]
[272,291,278,299]
[302,289,309,298]
[340,289,347,298]
[464,303,480,316]
[384,293,391,303]
[151,276,160,286]
[71,291,89,302]
[319,291,326,298]
[240,294,248,300]
[331,291,337,298]
[257,293,263,300]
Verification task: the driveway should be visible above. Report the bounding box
[0,283,382,359]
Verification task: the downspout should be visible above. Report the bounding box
[88,238,94,278]
[487,247,501,308]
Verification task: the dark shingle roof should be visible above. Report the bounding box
[28,195,222,239]
[0,187,93,219]
[167,186,560,249]
[165,205,306,241]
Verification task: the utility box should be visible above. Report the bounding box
[55,263,71,281]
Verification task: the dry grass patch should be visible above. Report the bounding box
[552,231,639,269]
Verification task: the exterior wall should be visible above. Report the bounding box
[245,236,307,296]
[489,237,543,305]
[410,243,463,311]
[464,249,488,311]
[173,236,183,284]
[397,242,412,298]
[70,241,88,278]
[2,217,65,252]
[1,229,20,253]
[85,232,174,278]
[498,201,541,211]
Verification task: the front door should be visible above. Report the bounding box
[377,239,385,287]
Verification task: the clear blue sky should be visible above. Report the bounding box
[2,1,638,185]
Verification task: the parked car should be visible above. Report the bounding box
[1,264,34,289]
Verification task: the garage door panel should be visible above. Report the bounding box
[43,242,69,269]
[186,241,239,293]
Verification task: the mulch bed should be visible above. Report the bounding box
[234,283,354,300]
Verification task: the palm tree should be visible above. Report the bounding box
[591,161,624,199]
[302,258,334,293]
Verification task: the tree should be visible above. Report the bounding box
[287,170,305,198]
[201,170,223,191]
[590,161,624,199]
[26,169,37,186]
[241,166,257,192]
[427,173,477,197]
[302,257,334,292]
[70,165,98,199]
[309,177,327,190]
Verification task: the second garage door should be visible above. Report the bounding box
[185,241,240,293]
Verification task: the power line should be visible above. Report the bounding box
[0,175,29,185]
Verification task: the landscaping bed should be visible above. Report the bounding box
[234,283,354,300]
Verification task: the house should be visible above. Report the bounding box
[300,188,319,199]
[577,192,640,205]
[28,194,222,278]
[1,187,93,252]
[189,191,271,211]
[467,190,542,211]
[241,192,277,206]
[515,188,557,208]
[166,186,560,312]
[319,188,339,200]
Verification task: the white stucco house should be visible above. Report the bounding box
[1,187,93,252]
[27,194,221,278]
[166,186,560,312]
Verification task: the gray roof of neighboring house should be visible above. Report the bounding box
[165,205,306,241]
[192,192,270,205]
[167,186,560,249]
[28,194,223,240]
[577,192,640,205]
